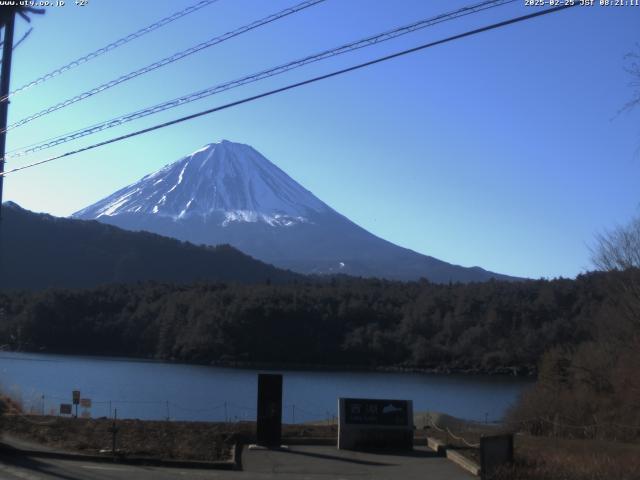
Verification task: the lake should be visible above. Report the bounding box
[0,352,531,423]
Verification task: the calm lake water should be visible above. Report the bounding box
[0,352,531,423]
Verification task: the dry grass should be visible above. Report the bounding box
[0,395,23,415]
[2,415,239,461]
[494,435,640,480]
[423,424,640,479]
[0,415,338,462]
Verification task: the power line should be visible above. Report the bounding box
[4,0,516,163]
[2,0,326,133]
[0,0,221,104]
[0,27,33,62]
[11,26,33,51]
[0,4,577,179]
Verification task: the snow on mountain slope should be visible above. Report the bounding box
[74,140,516,282]
[74,140,329,227]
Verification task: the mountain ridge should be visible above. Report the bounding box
[73,140,517,283]
[0,201,302,290]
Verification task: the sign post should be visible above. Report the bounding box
[110,408,119,459]
[72,390,80,418]
[338,398,413,451]
[256,373,283,448]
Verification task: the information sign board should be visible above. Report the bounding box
[343,398,409,426]
[338,398,413,451]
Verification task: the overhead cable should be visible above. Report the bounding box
[2,0,326,132]
[0,0,222,104]
[0,3,577,178]
[4,0,515,162]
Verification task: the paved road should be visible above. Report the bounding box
[0,454,227,480]
[0,446,473,480]
[242,445,473,479]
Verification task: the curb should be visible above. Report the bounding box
[425,436,481,476]
[0,442,239,470]
[426,437,447,456]
[283,437,336,446]
[233,442,243,471]
[446,449,481,476]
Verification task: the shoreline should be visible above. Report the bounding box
[0,348,536,378]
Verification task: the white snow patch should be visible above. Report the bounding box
[166,159,189,195]
[220,210,308,227]
[75,140,331,225]
[96,189,138,217]
[178,199,194,219]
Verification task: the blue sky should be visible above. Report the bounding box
[2,0,639,279]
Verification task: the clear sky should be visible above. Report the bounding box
[2,0,639,279]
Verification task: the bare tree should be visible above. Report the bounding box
[591,215,640,271]
[591,215,640,338]
[620,44,640,115]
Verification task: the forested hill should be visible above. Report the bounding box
[1,270,631,375]
[0,202,302,290]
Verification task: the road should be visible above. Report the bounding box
[0,445,474,480]
[0,454,226,480]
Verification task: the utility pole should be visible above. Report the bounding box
[0,10,16,220]
[0,6,44,219]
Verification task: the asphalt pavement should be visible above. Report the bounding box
[0,444,474,480]
[0,455,230,480]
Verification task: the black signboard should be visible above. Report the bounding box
[256,373,282,447]
[344,398,409,426]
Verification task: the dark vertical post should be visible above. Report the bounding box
[0,10,16,219]
[111,408,118,460]
[480,434,514,480]
[256,373,282,447]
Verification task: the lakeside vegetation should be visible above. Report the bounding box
[0,269,634,376]
[1,218,638,480]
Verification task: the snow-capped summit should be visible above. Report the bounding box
[74,140,515,283]
[74,140,329,227]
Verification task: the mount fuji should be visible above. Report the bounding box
[73,140,512,282]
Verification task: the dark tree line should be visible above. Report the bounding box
[0,203,302,290]
[508,216,640,441]
[0,270,629,376]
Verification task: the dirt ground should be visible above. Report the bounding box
[4,414,639,478]
[1,415,341,462]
